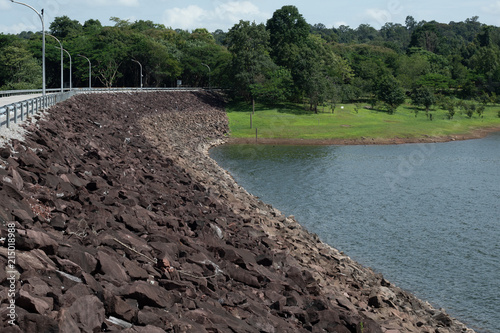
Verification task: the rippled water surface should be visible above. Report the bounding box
[210,133,500,333]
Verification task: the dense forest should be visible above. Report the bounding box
[2,5,500,114]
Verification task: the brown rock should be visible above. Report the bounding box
[0,147,11,159]
[58,245,97,274]
[59,295,105,332]
[18,313,59,333]
[225,264,260,288]
[122,281,181,308]
[10,168,24,191]
[24,276,51,296]
[61,284,94,308]
[16,229,59,254]
[123,258,149,280]
[122,325,168,333]
[10,248,57,272]
[17,289,53,315]
[97,250,130,283]
[106,293,138,323]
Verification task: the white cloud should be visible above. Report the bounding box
[0,23,37,34]
[482,1,500,14]
[0,0,11,10]
[334,21,349,28]
[163,5,207,30]
[118,0,140,6]
[86,0,140,7]
[163,1,268,31]
[364,8,393,27]
[214,1,261,22]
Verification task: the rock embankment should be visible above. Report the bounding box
[0,91,474,332]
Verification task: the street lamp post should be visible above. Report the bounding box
[131,59,143,90]
[201,63,211,90]
[78,55,91,89]
[11,0,45,97]
[57,47,72,91]
[48,34,63,92]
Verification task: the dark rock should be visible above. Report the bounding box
[50,213,68,230]
[105,290,138,323]
[58,245,98,274]
[97,250,130,283]
[24,277,51,297]
[286,266,307,289]
[11,209,33,223]
[122,281,181,308]
[434,312,453,327]
[9,168,24,191]
[122,325,167,333]
[225,264,260,288]
[16,229,59,254]
[137,309,164,327]
[59,295,105,332]
[1,182,24,201]
[256,253,273,266]
[17,290,53,315]
[0,147,11,159]
[61,284,93,308]
[18,313,59,333]
[123,258,149,280]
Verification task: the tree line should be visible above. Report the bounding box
[1,6,500,114]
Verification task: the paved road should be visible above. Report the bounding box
[0,94,44,108]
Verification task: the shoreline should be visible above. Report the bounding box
[227,125,500,146]
[0,91,476,332]
[141,92,476,332]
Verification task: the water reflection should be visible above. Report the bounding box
[210,134,500,333]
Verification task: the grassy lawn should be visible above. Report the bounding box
[226,100,500,140]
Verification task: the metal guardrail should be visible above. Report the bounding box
[0,88,68,98]
[0,87,201,97]
[0,87,205,129]
[0,90,76,128]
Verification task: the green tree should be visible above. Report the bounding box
[0,44,42,90]
[128,35,181,87]
[83,19,103,33]
[310,23,338,43]
[375,75,406,113]
[380,22,411,53]
[416,73,452,92]
[49,16,82,38]
[438,96,456,119]
[294,35,349,112]
[411,86,435,114]
[266,5,309,68]
[336,25,356,43]
[409,23,440,53]
[250,67,293,104]
[396,53,431,89]
[355,24,381,44]
[226,20,276,100]
[80,26,131,87]
[212,29,227,45]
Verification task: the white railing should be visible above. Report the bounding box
[0,88,69,98]
[0,87,204,128]
[0,91,76,128]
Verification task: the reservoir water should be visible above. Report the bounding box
[210,133,500,333]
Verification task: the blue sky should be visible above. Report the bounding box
[1,0,500,34]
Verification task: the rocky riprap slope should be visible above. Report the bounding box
[0,91,474,333]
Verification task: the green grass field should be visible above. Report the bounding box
[226,100,500,140]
